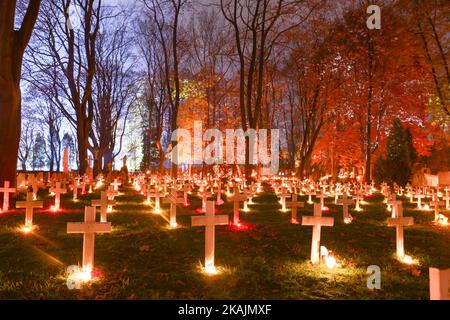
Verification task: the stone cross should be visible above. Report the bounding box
[191,200,229,273]
[16,192,43,230]
[92,191,116,223]
[387,202,414,259]
[429,268,450,300]
[163,189,184,228]
[301,203,334,264]
[67,206,111,272]
[0,181,16,212]
[286,193,304,224]
[49,182,67,211]
[337,194,355,223]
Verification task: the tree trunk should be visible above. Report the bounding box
[77,129,88,175]
[0,83,21,188]
[0,0,41,189]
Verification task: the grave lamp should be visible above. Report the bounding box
[204,264,219,276]
[400,255,414,265]
[437,214,448,226]
[325,254,337,269]
[20,226,32,234]
[320,246,337,269]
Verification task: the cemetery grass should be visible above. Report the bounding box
[0,186,449,300]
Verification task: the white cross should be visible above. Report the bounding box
[301,203,334,264]
[429,268,450,300]
[30,177,39,200]
[16,192,43,230]
[337,194,355,223]
[182,183,191,206]
[69,178,82,201]
[199,188,212,213]
[315,191,328,210]
[67,206,111,273]
[216,180,224,206]
[430,200,445,222]
[286,194,304,224]
[163,189,184,228]
[387,202,414,259]
[443,192,450,210]
[354,192,364,211]
[91,191,116,223]
[111,179,122,192]
[148,187,163,213]
[191,201,229,274]
[278,187,290,211]
[414,192,426,209]
[49,182,67,211]
[0,181,16,212]
[229,187,247,225]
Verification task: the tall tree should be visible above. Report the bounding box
[0,0,41,187]
[220,0,315,178]
[27,0,101,175]
[142,0,188,178]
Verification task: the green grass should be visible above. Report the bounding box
[0,185,449,299]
